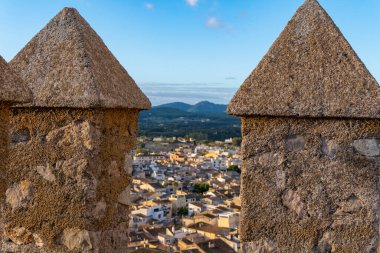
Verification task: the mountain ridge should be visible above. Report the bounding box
[138,101,241,141]
[156,101,227,114]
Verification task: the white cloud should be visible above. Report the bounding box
[144,3,154,10]
[206,17,221,28]
[186,0,199,7]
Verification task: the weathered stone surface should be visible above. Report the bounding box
[0,57,31,241]
[1,8,146,253]
[2,108,138,252]
[36,164,56,182]
[5,181,34,210]
[241,239,278,253]
[239,117,380,252]
[230,2,380,251]
[11,127,31,144]
[57,158,90,186]
[316,232,332,253]
[228,0,380,118]
[0,56,31,104]
[285,135,305,151]
[256,152,285,167]
[352,139,380,157]
[282,189,306,219]
[4,225,34,245]
[118,187,131,206]
[124,152,133,175]
[0,106,10,252]
[92,200,107,220]
[321,138,338,157]
[33,233,44,248]
[61,228,93,251]
[9,8,151,110]
[46,121,101,152]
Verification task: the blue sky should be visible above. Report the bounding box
[0,0,379,105]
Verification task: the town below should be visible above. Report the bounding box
[129,136,242,252]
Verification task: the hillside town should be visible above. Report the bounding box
[129,136,242,253]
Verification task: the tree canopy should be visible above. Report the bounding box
[194,183,210,194]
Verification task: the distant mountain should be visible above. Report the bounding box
[140,107,193,119]
[156,101,227,114]
[156,102,192,111]
[188,101,227,114]
[139,101,241,141]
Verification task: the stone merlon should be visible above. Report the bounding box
[0,56,31,104]
[10,7,151,109]
[227,0,380,118]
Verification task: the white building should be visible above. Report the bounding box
[188,203,206,216]
[129,213,150,230]
[152,170,166,180]
[133,155,165,165]
[169,194,187,210]
[132,205,165,221]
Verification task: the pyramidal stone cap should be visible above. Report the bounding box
[228,0,380,118]
[0,56,32,104]
[10,7,151,109]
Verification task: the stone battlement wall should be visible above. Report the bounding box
[228,0,380,252]
[0,103,11,223]
[0,7,150,253]
[239,117,379,252]
[2,108,138,252]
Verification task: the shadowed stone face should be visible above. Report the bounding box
[240,117,380,253]
[1,108,138,252]
[0,104,10,241]
[0,56,31,251]
[0,57,31,104]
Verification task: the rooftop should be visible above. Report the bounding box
[182,249,201,253]
[149,183,165,189]
[196,239,236,253]
[200,213,218,219]
[187,222,231,235]
[130,249,168,253]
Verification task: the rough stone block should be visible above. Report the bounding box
[227,0,380,252]
[240,117,380,253]
[0,104,10,239]
[1,108,138,252]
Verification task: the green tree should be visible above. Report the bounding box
[232,137,242,146]
[186,132,208,141]
[193,183,210,194]
[177,207,189,216]
[136,148,148,155]
[227,165,241,173]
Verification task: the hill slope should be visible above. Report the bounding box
[188,101,226,114]
[138,101,241,141]
[156,101,226,114]
[156,102,192,111]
